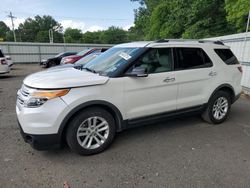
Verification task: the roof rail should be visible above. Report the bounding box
[155,39,224,45]
[198,40,224,45]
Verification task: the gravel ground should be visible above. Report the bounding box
[1,64,250,188]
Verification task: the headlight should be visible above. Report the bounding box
[25,89,69,108]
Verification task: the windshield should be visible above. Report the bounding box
[55,52,64,57]
[83,47,141,75]
[77,49,91,56]
[75,53,100,65]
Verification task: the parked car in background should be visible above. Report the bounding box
[0,49,10,74]
[61,48,108,65]
[40,52,77,68]
[50,52,102,70]
[5,55,13,67]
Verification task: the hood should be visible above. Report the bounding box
[23,67,109,89]
[48,64,74,70]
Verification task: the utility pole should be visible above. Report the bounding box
[7,12,17,42]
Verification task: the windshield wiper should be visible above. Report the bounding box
[81,67,97,73]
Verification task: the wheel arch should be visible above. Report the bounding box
[58,100,124,142]
[209,84,236,103]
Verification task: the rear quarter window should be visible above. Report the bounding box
[214,49,239,65]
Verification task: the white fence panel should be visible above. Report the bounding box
[0,42,113,64]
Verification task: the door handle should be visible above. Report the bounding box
[163,77,175,83]
[209,71,217,77]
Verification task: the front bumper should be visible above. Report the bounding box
[18,121,61,150]
[0,65,10,74]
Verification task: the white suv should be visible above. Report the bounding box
[16,40,242,155]
[0,49,10,74]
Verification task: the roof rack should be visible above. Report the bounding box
[155,39,224,45]
[198,40,224,45]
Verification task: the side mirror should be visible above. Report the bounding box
[125,67,148,77]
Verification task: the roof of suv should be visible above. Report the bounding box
[115,39,229,49]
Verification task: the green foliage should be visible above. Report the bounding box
[99,26,128,44]
[0,21,10,41]
[132,0,246,39]
[18,15,62,42]
[64,28,82,43]
[182,0,235,38]
[35,31,49,42]
[225,0,250,32]
[148,1,188,39]
[81,31,102,43]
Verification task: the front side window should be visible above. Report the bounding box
[214,49,239,65]
[83,47,141,75]
[174,48,212,70]
[127,48,173,74]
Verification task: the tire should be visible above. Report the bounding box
[202,90,231,124]
[66,107,116,155]
[42,62,50,68]
[41,62,48,68]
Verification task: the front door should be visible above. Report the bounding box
[123,48,178,119]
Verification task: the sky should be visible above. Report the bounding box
[0,0,140,32]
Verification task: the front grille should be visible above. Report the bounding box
[17,95,24,105]
[17,85,33,107]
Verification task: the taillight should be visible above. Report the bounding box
[0,59,7,65]
[237,66,242,73]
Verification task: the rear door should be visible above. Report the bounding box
[173,47,215,109]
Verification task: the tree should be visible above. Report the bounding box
[35,31,49,42]
[132,0,237,39]
[0,21,10,41]
[64,28,82,43]
[182,0,235,38]
[225,0,250,32]
[81,31,102,43]
[18,15,62,42]
[100,26,128,44]
[148,1,188,39]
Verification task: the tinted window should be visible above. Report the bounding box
[174,48,212,70]
[0,49,4,57]
[128,48,173,74]
[84,47,141,75]
[214,49,239,65]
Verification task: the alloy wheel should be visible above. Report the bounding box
[76,116,110,149]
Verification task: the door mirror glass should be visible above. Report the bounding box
[125,67,148,77]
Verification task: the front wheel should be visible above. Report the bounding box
[66,107,116,155]
[202,91,231,124]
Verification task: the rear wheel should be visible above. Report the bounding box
[202,90,231,124]
[66,107,116,155]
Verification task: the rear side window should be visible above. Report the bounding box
[174,48,212,70]
[0,50,4,57]
[214,49,239,65]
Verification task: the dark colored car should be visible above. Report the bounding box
[40,52,77,68]
[60,48,108,65]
